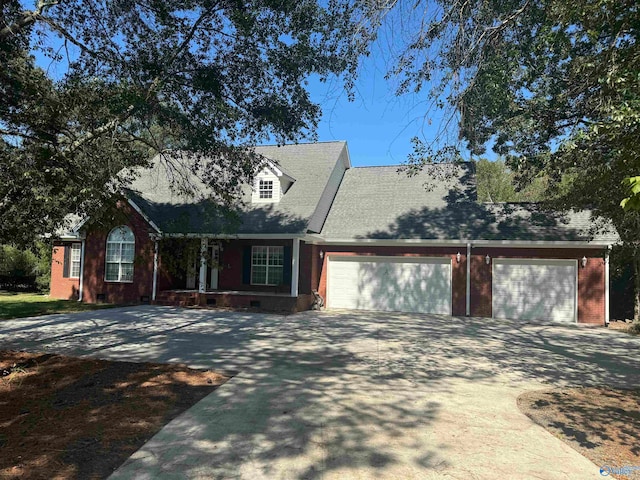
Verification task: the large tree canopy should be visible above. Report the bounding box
[1,0,363,245]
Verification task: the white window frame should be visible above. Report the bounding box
[259,179,274,199]
[251,246,284,286]
[70,243,81,278]
[105,226,135,283]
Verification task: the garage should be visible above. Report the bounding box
[492,259,577,322]
[327,256,452,314]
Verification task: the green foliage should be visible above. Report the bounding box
[362,0,639,210]
[0,245,37,276]
[475,158,553,203]
[621,177,640,211]
[1,0,366,246]
[0,243,51,292]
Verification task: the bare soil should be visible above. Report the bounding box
[0,350,228,480]
[518,387,640,479]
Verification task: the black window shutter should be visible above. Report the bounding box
[62,245,70,278]
[283,246,292,284]
[242,247,252,284]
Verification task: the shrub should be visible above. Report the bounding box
[0,243,51,292]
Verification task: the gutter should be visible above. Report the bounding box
[304,237,610,248]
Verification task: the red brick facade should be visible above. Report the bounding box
[49,242,80,300]
[50,207,608,323]
[50,203,156,304]
[470,247,605,324]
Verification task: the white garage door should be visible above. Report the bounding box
[492,259,577,322]
[327,256,452,314]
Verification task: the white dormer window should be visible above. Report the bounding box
[259,179,274,199]
[252,167,283,203]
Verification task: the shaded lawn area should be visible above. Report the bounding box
[518,388,640,479]
[0,350,229,479]
[0,292,115,320]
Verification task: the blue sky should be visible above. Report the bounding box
[307,58,454,168]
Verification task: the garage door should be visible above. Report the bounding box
[492,259,577,322]
[327,256,452,314]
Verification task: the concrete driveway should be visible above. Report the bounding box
[1,306,639,479]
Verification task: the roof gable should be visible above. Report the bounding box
[127,141,349,235]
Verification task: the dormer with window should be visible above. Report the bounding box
[251,162,295,204]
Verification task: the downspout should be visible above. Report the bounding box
[152,240,158,302]
[605,245,611,326]
[466,242,471,316]
[78,239,86,302]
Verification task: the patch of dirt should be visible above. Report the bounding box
[0,350,229,479]
[518,387,640,479]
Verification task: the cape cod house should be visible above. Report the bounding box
[50,141,617,324]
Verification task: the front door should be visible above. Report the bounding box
[186,253,198,290]
[208,245,219,290]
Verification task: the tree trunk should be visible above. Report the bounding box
[634,253,640,322]
[0,9,41,41]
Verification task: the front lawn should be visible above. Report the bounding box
[0,292,114,320]
[0,350,229,479]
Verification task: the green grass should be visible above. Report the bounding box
[0,292,115,320]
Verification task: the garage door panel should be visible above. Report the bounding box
[328,257,452,314]
[493,260,576,322]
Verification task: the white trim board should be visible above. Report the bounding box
[308,238,611,248]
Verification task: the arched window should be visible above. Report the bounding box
[105,226,135,282]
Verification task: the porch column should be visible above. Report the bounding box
[198,238,207,293]
[605,245,611,325]
[152,240,158,301]
[78,239,86,302]
[291,238,300,297]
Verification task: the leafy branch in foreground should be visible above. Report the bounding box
[1,0,367,245]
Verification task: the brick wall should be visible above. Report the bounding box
[49,243,80,300]
[81,203,155,304]
[217,239,293,293]
[470,247,606,324]
[315,244,606,324]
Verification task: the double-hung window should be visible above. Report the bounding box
[63,243,81,278]
[259,180,273,199]
[251,246,284,285]
[105,226,135,282]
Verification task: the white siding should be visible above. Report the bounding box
[327,256,452,314]
[251,168,281,203]
[492,259,577,322]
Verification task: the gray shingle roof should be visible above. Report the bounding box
[321,164,618,243]
[127,141,348,235]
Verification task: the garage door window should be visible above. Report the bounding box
[251,246,284,285]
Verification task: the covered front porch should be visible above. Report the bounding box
[151,236,317,312]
